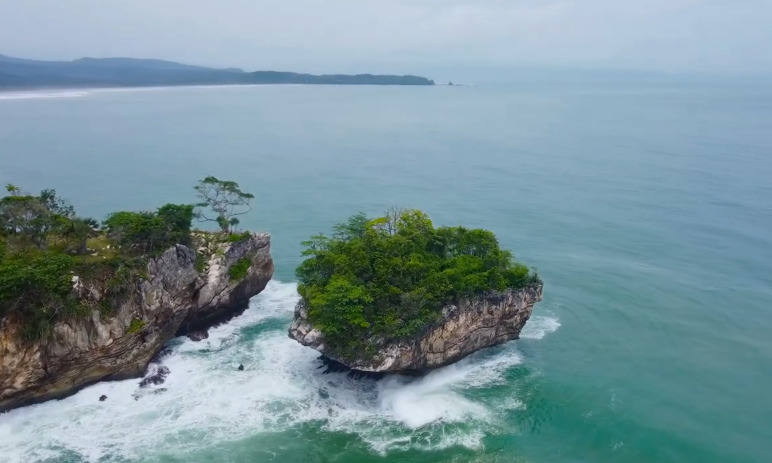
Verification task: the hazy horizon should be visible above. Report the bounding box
[1,1,770,78]
[2,52,769,88]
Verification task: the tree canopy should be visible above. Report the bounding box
[103,204,193,256]
[296,209,540,360]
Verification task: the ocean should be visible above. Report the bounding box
[0,80,770,463]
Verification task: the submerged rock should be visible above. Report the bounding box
[188,330,209,342]
[139,365,171,388]
[132,387,168,401]
[289,284,543,374]
[0,233,274,412]
[237,364,244,371]
[99,395,107,402]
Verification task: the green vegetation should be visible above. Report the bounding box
[229,258,250,281]
[226,231,252,243]
[0,250,80,340]
[0,177,255,341]
[296,209,540,360]
[127,318,146,335]
[103,204,193,256]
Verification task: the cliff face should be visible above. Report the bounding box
[0,233,273,412]
[289,284,543,373]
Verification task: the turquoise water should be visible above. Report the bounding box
[0,82,771,463]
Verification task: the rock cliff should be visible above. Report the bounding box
[288,283,543,373]
[0,233,273,412]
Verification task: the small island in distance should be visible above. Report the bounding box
[0,54,435,90]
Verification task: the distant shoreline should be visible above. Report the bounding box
[0,54,435,90]
[0,80,436,93]
[0,82,436,93]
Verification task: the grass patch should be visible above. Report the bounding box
[79,234,118,263]
[226,231,252,243]
[127,317,145,335]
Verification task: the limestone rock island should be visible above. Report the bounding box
[289,209,543,374]
[0,178,273,412]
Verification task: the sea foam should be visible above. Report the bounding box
[0,281,560,462]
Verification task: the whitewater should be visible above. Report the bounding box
[0,281,559,463]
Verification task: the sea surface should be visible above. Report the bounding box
[0,80,770,463]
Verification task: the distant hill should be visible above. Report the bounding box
[0,54,435,89]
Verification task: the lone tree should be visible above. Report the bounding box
[194,176,254,233]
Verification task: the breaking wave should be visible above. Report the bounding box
[0,281,560,462]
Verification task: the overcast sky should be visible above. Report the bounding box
[0,0,769,75]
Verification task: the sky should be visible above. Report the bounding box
[0,0,770,76]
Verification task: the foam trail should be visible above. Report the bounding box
[0,90,91,100]
[0,84,279,102]
[378,356,512,428]
[0,281,560,462]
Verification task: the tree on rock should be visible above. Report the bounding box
[0,184,75,249]
[194,177,254,233]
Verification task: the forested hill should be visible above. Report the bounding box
[0,54,435,89]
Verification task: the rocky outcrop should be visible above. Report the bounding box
[288,283,543,373]
[0,233,273,412]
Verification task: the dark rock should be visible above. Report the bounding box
[237,364,244,371]
[99,395,107,402]
[139,365,171,388]
[188,330,209,342]
[317,356,383,380]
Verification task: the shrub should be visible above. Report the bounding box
[103,204,193,256]
[156,204,194,246]
[296,209,541,360]
[228,258,250,281]
[195,252,207,272]
[0,251,78,340]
